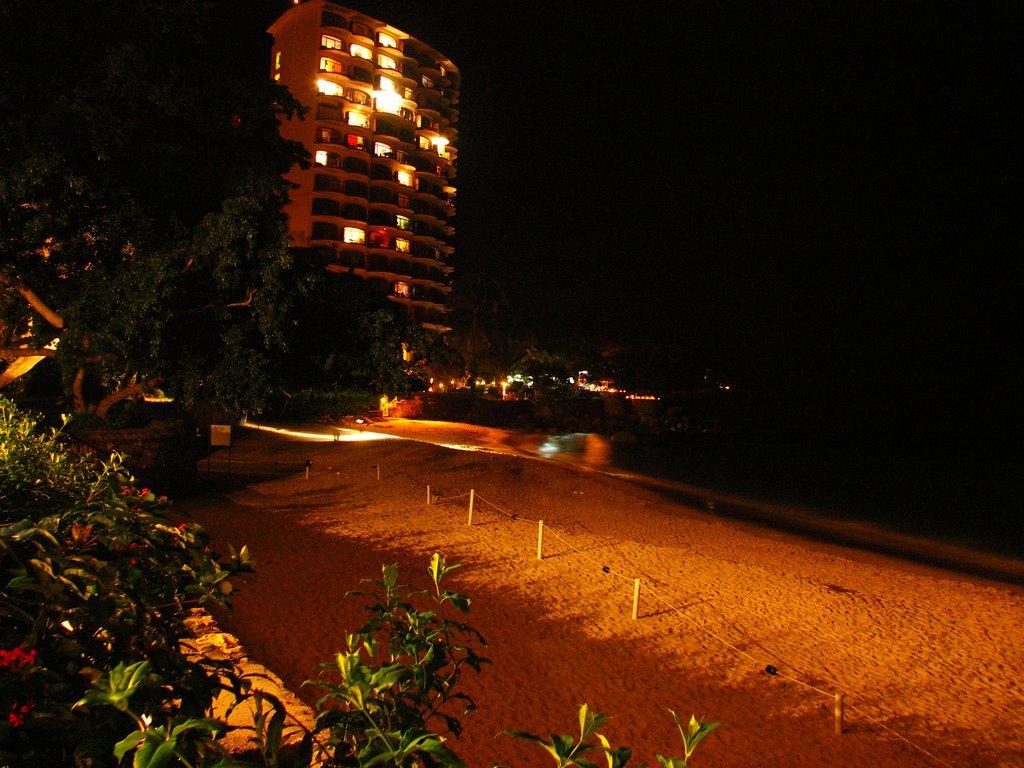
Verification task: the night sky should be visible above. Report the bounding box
[256,1,1021,440]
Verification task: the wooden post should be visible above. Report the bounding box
[467,489,474,525]
[632,578,641,620]
[426,485,431,505]
[834,692,844,734]
[537,520,544,559]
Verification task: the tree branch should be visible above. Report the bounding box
[0,347,56,358]
[95,377,161,419]
[180,288,258,315]
[0,274,65,330]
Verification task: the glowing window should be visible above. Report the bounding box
[393,282,410,297]
[321,35,343,50]
[395,238,410,253]
[343,227,365,244]
[378,53,397,70]
[320,57,342,73]
[350,44,372,60]
[377,76,395,92]
[374,90,402,114]
[422,75,434,88]
[314,150,328,165]
[396,170,412,186]
[374,142,393,158]
[396,215,410,230]
[418,136,431,150]
[317,79,342,96]
[369,230,390,248]
[346,134,365,149]
[378,32,398,48]
[274,51,282,70]
[347,112,370,128]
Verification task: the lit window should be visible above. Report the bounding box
[393,281,410,297]
[377,76,395,92]
[320,57,342,73]
[374,142,393,157]
[321,35,343,50]
[274,51,282,70]
[347,112,370,128]
[314,150,328,165]
[378,53,397,70]
[374,90,402,114]
[343,227,365,244]
[396,170,412,186]
[418,136,431,150]
[421,75,434,88]
[378,32,398,48]
[395,238,410,253]
[346,134,365,149]
[395,215,410,230]
[350,44,372,60]
[317,79,342,96]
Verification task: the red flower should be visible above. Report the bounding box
[7,702,35,728]
[0,647,37,670]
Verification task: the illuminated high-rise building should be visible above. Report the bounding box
[268,1,459,331]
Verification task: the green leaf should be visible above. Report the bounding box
[113,731,146,760]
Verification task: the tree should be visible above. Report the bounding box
[0,0,307,418]
[446,271,532,389]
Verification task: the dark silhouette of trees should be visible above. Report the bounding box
[0,0,307,417]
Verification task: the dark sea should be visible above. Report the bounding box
[518,429,1023,580]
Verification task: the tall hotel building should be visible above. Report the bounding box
[268,1,460,331]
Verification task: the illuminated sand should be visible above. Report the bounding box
[179,421,1024,767]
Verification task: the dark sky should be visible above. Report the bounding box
[257,1,1021,436]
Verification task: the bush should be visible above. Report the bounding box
[0,396,254,766]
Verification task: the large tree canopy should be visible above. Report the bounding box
[0,0,308,417]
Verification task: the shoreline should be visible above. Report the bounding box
[352,418,1024,591]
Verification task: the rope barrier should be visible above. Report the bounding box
[348,475,977,767]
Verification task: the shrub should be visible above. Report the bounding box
[301,553,488,767]
[0,396,254,766]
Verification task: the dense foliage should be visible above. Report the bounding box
[0,0,308,417]
[0,396,254,765]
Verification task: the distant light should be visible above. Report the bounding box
[430,135,449,148]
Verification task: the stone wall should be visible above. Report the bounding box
[69,421,203,497]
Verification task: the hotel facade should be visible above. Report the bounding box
[268,1,460,331]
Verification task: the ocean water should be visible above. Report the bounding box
[521,430,1023,563]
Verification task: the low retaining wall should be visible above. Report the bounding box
[69,421,203,497]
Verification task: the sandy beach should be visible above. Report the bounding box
[177,419,1024,768]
